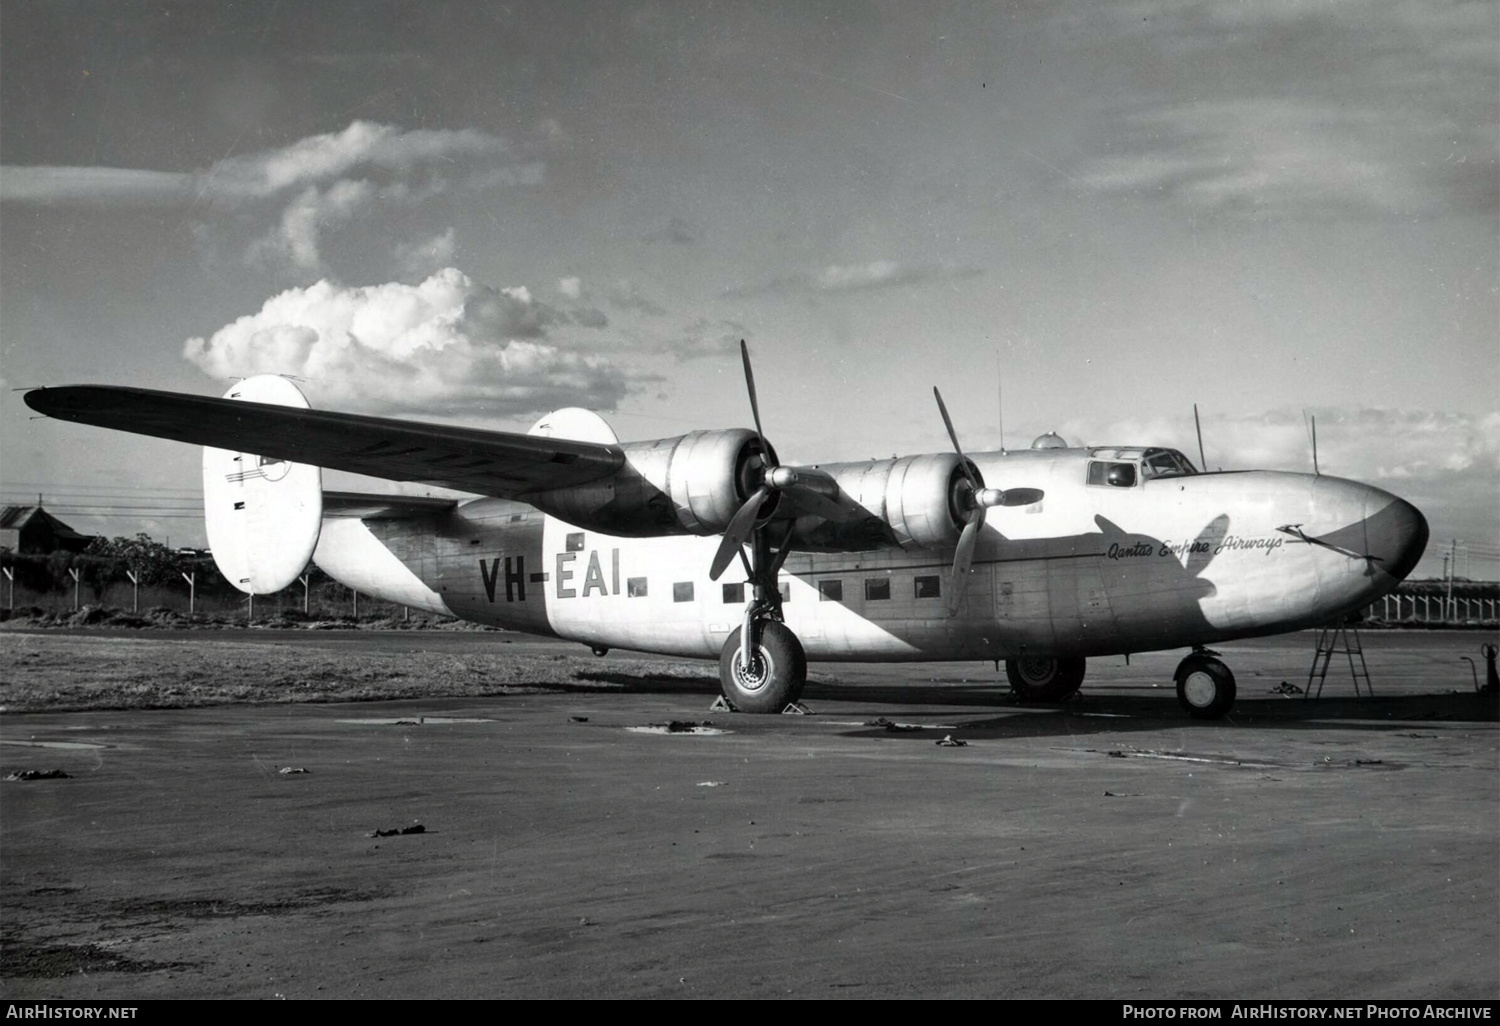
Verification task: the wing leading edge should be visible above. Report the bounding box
[24,385,626,497]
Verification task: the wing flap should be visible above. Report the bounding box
[25,385,625,497]
[322,491,460,519]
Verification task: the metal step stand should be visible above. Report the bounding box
[1304,622,1373,700]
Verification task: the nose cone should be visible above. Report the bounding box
[1367,496,1428,583]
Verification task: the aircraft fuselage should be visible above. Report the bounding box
[312,446,1428,663]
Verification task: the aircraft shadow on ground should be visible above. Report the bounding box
[567,670,1497,739]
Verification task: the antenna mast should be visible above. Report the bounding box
[1193,403,1206,472]
[996,350,1006,454]
[1304,410,1320,476]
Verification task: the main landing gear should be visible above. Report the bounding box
[1005,656,1086,702]
[716,521,807,714]
[1174,648,1237,719]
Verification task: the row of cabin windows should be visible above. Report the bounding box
[637,576,944,603]
[562,533,941,604]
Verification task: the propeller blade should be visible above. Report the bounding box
[710,484,772,580]
[784,484,846,521]
[740,340,769,461]
[933,386,980,491]
[947,510,984,616]
[995,487,1043,507]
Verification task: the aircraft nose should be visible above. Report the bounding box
[1366,495,1428,583]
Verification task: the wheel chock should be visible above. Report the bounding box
[709,695,738,713]
[780,701,811,715]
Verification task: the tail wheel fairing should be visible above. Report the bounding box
[1005,656,1086,702]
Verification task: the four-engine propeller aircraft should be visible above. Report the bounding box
[24,343,1428,719]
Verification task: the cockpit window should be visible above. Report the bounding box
[1140,448,1198,479]
[1087,461,1137,488]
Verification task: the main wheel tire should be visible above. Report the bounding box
[718,622,806,714]
[1175,655,1236,719]
[1005,655,1086,702]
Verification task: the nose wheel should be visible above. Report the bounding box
[1175,651,1237,719]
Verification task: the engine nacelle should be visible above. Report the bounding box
[791,452,972,552]
[528,428,772,537]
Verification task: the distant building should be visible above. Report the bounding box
[0,506,97,554]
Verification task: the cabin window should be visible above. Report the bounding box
[673,582,694,603]
[914,575,941,599]
[722,583,744,603]
[1087,461,1137,488]
[819,579,843,602]
[566,532,585,551]
[627,577,648,598]
[865,578,891,601]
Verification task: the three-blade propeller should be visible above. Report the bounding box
[934,387,1043,616]
[709,342,846,581]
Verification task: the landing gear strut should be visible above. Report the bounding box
[1175,649,1236,719]
[716,521,806,713]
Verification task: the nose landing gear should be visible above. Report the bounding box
[1175,649,1237,719]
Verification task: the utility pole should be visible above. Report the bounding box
[1445,538,1457,622]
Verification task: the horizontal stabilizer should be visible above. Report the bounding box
[322,491,460,520]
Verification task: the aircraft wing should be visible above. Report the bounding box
[322,491,461,519]
[24,385,626,497]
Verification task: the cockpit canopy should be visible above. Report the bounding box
[1086,447,1198,488]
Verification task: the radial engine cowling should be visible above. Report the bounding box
[793,452,973,552]
[528,428,772,537]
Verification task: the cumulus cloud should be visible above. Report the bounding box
[548,277,609,328]
[182,268,645,415]
[2,120,549,272]
[395,227,458,277]
[723,260,983,298]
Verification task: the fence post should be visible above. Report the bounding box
[352,590,359,619]
[126,570,139,613]
[68,567,80,610]
[300,574,310,614]
[181,571,195,614]
[2,566,12,610]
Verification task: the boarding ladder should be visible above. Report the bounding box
[1304,622,1372,699]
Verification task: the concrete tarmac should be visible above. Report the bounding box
[2,630,1496,999]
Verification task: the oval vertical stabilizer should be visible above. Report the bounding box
[202,376,323,594]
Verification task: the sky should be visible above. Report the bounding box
[1,0,1495,578]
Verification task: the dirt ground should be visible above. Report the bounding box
[1,628,1496,999]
